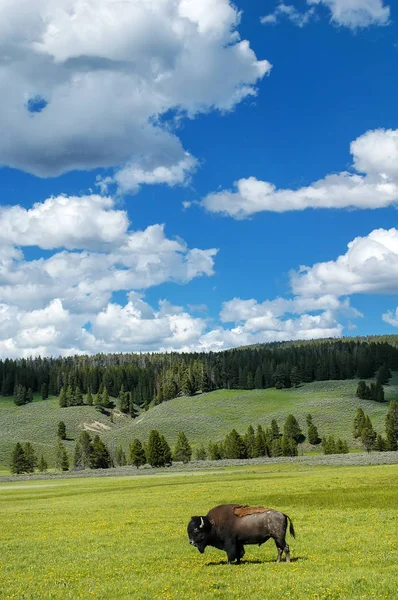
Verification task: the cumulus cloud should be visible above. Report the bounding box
[308,0,390,28]
[382,308,398,327]
[261,3,316,28]
[201,128,398,218]
[0,0,270,189]
[262,0,390,29]
[291,228,398,298]
[0,194,217,316]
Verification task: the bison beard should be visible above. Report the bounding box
[187,504,295,564]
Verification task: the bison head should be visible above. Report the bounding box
[187,516,211,554]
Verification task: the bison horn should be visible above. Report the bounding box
[200,517,205,529]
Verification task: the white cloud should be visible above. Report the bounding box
[382,308,398,327]
[261,3,316,28]
[308,0,390,28]
[201,128,398,218]
[0,194,217,314]
[292,228,398,298]
[0,0,270,188]
[0,195,128,249]
[262,0,390,29]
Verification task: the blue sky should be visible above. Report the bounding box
[1,0,398,357]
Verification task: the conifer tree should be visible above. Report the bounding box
[244,425,256,458]
[91,436,112,469]
[59,386,67,408]
[74,431,93,469]
[65,385,74,407]
[14,384,27,406]
[129,392,138,418]
[375,434,387,452]
[254,425,268,457]
[208,442,222,460]
[353,408,366,438]
[223,429,247,459]
[195,444,207,461]
[307,415,321,445]
[38,454,48,472]
[385,400,398,451]
[41,383,48,400]
[101,387,111,408]
[115,446,127,466]
[281,435,298,457]
[129,439,146,468]
[361,415,376,453]
[23,442,37,473]
[57,421,67,440]
[290,366,301,388]
[283,414,303,443]
[74,386,83,406]
[10,443,27,474]
[270,419,281,441]
[86,388,93,406]
[160,435,173,466]
[173,431,192,463]
[271,438,283,457]
[55,441,69,471]
[118,385,129,413]
[146,430,166,467]
[26,388,33,403]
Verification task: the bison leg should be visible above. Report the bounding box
[274,537,290,563]
[225,540,241,565]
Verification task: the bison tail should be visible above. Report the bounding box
[284,514,296,538]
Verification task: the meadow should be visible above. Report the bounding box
[1,375,396,469]
[0,462,397,600]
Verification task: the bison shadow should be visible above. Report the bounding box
[204,556,306,566]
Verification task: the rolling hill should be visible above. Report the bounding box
[1,374,397,471]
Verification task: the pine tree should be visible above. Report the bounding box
[223,429,247,459]
[26,388,33,403]
[160,435,173,466]
[86,388,93,406]
[385,400,398,451]
[55,441,69,471]
[353,408,366,438]
[14,384,27,406]
[129,392,138,418]
[283,414,303,443]
[307,415,321,445]
[290,366,301,388]
[23,442,37,473]
[57,421,67,440]
[59,386,67,408]
[270,419,281,441]
[361,415,376,453]
[74,386,83,406]
[243,425,256,459]
[115,446,127,466]
[41,383,48,400]
[74,431,93,469]
[375,433,387,452]
[376,364,391,385]
[208,442,222,460]
[173,431,192,463]
[65,385,74,407]
[146,430,166,467]
[129,439,146,468]
[356,381,368,400]
[253,425,268,457]
[10,443,27,474]
[38,454,48,472]
[101,387,111,408]
[90,436,112,469]
[271,438,283,457]
[195,444,207,461]
[281,435,298,457]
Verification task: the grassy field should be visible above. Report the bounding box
[0,462,397,600]
[1,375,397,470]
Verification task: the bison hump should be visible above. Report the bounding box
[233,505,272,518]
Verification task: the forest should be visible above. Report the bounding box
[2,335,398,408]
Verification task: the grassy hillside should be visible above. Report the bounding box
[1,375,397,470]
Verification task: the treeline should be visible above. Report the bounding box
[9,401,398,474]
[2,337,398,407]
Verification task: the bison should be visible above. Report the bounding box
[187,504,295,564]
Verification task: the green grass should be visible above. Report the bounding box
[1,376,397,471]
[0,462,397,599]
